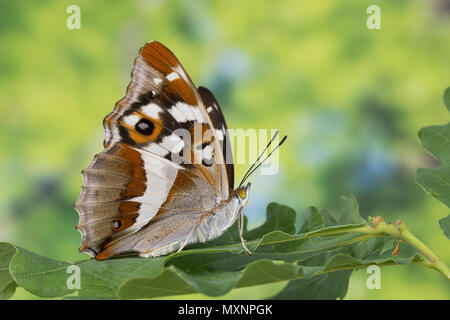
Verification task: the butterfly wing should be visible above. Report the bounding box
[198,86,234,190]
[75,41,233,259]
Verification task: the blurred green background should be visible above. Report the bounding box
[1,0,449,299]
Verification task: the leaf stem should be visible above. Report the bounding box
[299,218,450,280]
[358,219,449,279]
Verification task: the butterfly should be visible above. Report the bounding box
[75,41,286,260]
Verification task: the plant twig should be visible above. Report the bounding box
[304,217,450,280]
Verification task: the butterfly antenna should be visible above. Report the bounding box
[241,135,287,184]
[239,131,279,186]
[238,133,287,188]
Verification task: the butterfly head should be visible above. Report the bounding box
[236,182,251,207]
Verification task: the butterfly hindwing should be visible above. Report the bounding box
[75,142,218,258]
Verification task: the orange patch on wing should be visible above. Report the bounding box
[115,146,147,180]
[122,179,145,198]
[160,76,197,105]
[112,213,138,232]
[96,247,114,260]
[118,201,141,215]
[141,42,198,105]
[95,202,142,260]
[114,143,144,165]
[141,42,173,75]
[107,144,149,198]
[120,112,163,145]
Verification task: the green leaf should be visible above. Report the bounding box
[269,247,422,300]
[0,243,17,300]
[268,197,377,300]
[439,214,450,239]
[11,249,167,298]
[117,266,197,299]
[10,246,72,298]
[245,203,297,239]
[270,270,352,300]
[327,195,367,226]
[416,94,450,208]
[116,197,401,300]
[75,257,166,298]
[236,260,303,288]
[443,87,450,112]
[298,207,324,234]
[2,198,429,299]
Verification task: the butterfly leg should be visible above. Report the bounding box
[238,210,252,255]
[177,221,199,253]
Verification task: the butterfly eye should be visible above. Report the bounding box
[135,118,155,135]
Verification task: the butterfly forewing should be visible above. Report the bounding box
[198,86,234,190]
[103,41,229,197]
